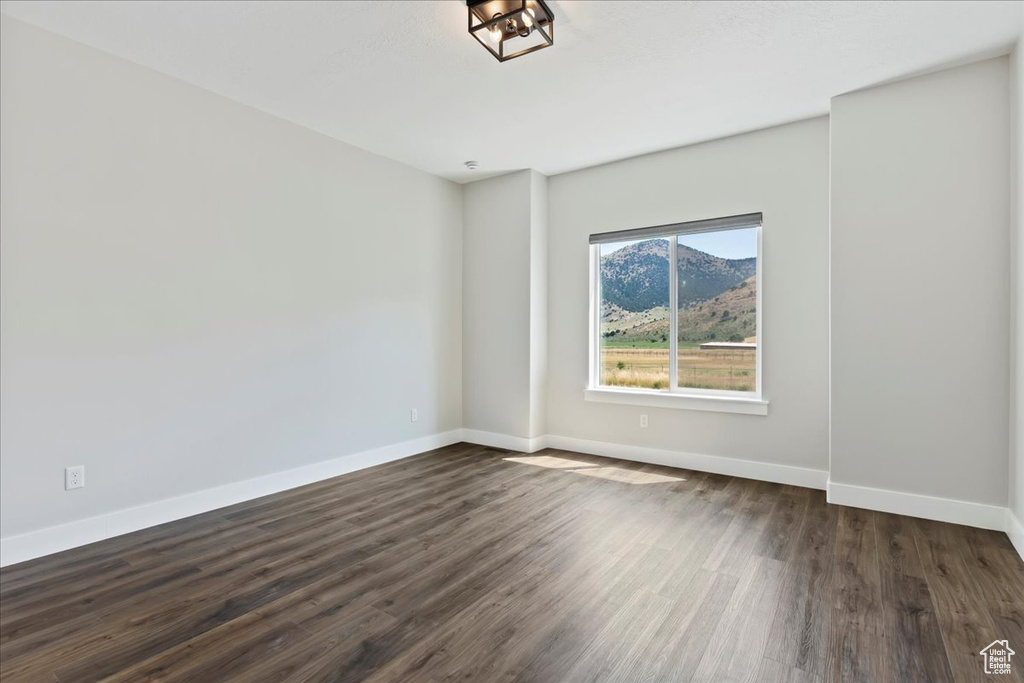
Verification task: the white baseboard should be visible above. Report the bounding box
[1007,509,1024,562]
[513,432,1019,545]
[0,430,463,568]
[826,480,1007,532]
[459,430,828,490]
[543,434,829,490]
[6,428,1019,567]
[461,429,547,454]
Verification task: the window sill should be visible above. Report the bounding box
[583,388,769,416]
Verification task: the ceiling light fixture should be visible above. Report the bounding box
[467,0,554,62]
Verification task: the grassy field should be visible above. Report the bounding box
[600,345,756,392]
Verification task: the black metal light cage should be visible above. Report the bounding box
[467,0,554,62]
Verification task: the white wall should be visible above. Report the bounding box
[462,171,532,439]
[0,17,463,540]
[830,57,1010,508]
[1012,6,1024,532]
[529,171,549,439]
[546,118,831,475]
[462,169,547,441]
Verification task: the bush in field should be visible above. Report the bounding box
[728,333,744,342]
[652,381,662,389]
[617,361,626,370]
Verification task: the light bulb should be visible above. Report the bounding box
[489,13,502,42]
[522,7,535,28]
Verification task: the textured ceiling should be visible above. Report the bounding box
[1,1,1021,182]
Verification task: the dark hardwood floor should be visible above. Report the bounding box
[2,443,1023,682]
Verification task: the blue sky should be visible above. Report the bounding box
[600,227,757,260]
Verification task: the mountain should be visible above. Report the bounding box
[600,239,755,312]
[603,275,756,344]
[676,275,756,343]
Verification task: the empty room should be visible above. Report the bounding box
[2,0,1024,681]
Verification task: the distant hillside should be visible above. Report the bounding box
[676,275,756,343]
[603,275,756,344]
[601,239,755,312]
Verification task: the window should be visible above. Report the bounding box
[590,213,762,403]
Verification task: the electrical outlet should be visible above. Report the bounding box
[65,465,85,490]
[410,408,418,423]
[640,414,649,428]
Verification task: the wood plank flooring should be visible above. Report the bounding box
[1,443,1023,682]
